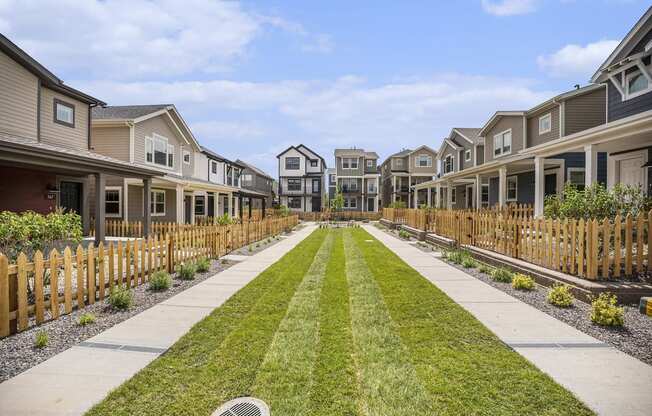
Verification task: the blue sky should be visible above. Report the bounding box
[0,0,649,176]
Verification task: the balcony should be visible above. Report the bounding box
[341,186,360,193]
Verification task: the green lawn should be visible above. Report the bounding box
[87,228,593,416]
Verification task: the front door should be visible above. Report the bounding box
[367,197,375,212]
[311,197,321,212]
[184,195,192,223]
[59,181,82,215]
[619,156,645,190]
[544,173,557,196]
[207,194,215,217]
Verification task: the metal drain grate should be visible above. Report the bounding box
[214,397,270,416]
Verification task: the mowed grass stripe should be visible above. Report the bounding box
[351,228,594,416]
[309,229,360,416]
[87,228,328,416]
[251,232,334,415]
[343,230,434,415]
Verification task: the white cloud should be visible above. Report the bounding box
[537,39,619,78]
[0,0,331,79]
[75,74,553,174]
[481,0,539,16]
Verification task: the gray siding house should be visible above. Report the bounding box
[333,148,380,211]
[277,144,326,212]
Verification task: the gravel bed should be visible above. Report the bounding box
[374,226,652,366]
[0,259,233,383]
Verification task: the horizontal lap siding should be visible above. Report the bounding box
[564,88,606,135]
[607,79,652,122]
[91,126,130,161]
[550,152,607,185]
[40,87,89,150]
[134,115,183,173]
[527,106,560,148]
[484,116,524,164]
[0,50,38,139]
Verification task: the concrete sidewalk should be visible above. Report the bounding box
[364,225,652,416]
[0,224,317,416]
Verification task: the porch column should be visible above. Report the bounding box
[427,187,432,207]
[475,174,482,210]
[248,197,252,218]
[262,198,266,217]
[190,194,196,225]
[239,195,244,219]
[498,166,507,208]
[393,176,397,202]
[213,192,219,220]
[175,184,184,223]
[143,178,151,236]
[534,156,545,217]
[435,184,441,208]
[585,144,598,189]
[446,181,453,209]
[94,172,105,244]
[413,188,418,208]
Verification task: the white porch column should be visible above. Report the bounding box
[435,184,441,208]
[446,181,453,209]
[234,195,240,218]
[427,187,432,207]
[413,188,418,208]
[585,144,598,189]
[392,176,397,202]
[213,193,219,218]
[190,193,196,225]
[175,184,184,223]
[475,174,482,210]
[534,156,545,217]
[498,166,507,208]
[123,178,129,222]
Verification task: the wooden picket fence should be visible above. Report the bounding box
[298,211,382,222]
[382,208,408,224]
[383,208,652,281]
[0,215,298,337]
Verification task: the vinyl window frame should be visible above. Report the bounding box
[493,129,512,158]
[464,149,471,162]
[145,133,174,169]
[538,113,552,135]
[194,195,206,216]
[285,157,300,170]
[506,176,518,202]
[416,154,432,168]
[150,189,166,217]
[567,167,586,189]
[53,98,75,128]
[624,68,652,100]
[104,186,122,218]
[182,149,191,165]
[342,157,359,169]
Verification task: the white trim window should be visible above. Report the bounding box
[394,158,403,169]
[341,178,358,192]
[287,197,302,209]
[625,69,651,100]
[342,157,359,169]
[567,167,586,190]
[151,189,166,216]
[493,129,512,157]
[211,160,218,174]
[443,155,454,174]
[285,157,300,170]
[506,176,518,201]
[182,149,191,165]
[451,188,456,204]
[415,154,432,167]
[194,195,205,216]
[539,113,552,134]
[464,149,471,162]
[105,187,122,218]
[366,159,373,168]
[344,197,357,208]
[146,134,174,168]
[481,183,489,208]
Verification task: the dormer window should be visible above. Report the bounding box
[366,159,373,168]
[146,134,174,168]
[54,99,75,128]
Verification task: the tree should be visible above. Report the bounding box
[331,185,344,212]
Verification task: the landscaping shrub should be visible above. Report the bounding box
[0,209,82,261]
[149,271,172,291]
[461,256,478,269]
[216,214,233,225]
[77,312,96,326]
[176,262,197,280]
[591,293,624,326]
[195,257,211,273]
[547,284,574,307]
[511,274,535,291]
[447,250,473,265]
[478,264,493,274]
[278,205,290,217]
[398,230,410,239]
[34,331,48,349]
[388,201,407,208]
[491,267,513,283]
[544,183,652,220]
[109,286,133,310]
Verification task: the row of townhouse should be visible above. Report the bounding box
[415,7,652,216]
[380,146,439,208]
[0,34,274,242]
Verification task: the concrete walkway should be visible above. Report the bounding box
[364,225,652,416]
[0,225,317,416]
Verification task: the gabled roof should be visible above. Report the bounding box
[92,104,170,120]
[276,144,327,168]
[437,138,462,156]
[236,159,274,180]
[591,6,652,83]
[409,144,438,156]
[388,149,412,158]
[452,128,482,144]
[526,84,605,115]
[0,34,105,106]
[202,146,245,168]
[478,111,526,136]
[297,143,327,167]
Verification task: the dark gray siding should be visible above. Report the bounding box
[607,74,652,122]
[487,172,536,206]
[550,152,607,185]
[564,88,606,135]
[527,106,560,147]
[489,177,499,206]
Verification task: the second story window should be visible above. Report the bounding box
[493,130,512,157]
[54,99,75,128]
[416,154,432,167]
[539,113,552,134]
[211,161,218,174]
[183,150,191,165]
[341,178,358,192]
[626,69,650,99]
[146,135,174,168]
[310,160,318,167]
[366,159,373,168]
[329,174,336,184]
[342,157,358,169]
[394,158,403,169]
[233,168,241,187]
[464,149,471,162]
[287,178,301,191]
[443,155,454,174]
[286,157,300,170]
[241,174,253,187]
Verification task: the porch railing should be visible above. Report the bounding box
[383,207,652,281]
[0,215,298,337]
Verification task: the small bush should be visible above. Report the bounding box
[512,274,535,291]
[547,284,574,307]
[461,256,478,269]
[447,250,472,265]
[149,271,172,291]
[109,286,133,310]
[398,230,410,239]
[491,268,513,283]
[478,264,493,274]
[195,257,211,273]
[248,245,253,252]
[34,331,48,348]
[591,293,624,326]
[176,262,197,280]
[77,312,96,326]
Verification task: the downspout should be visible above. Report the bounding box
[36,79,41,142]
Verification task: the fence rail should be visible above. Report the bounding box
[383,208,652,281]
[0,216,298,337]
